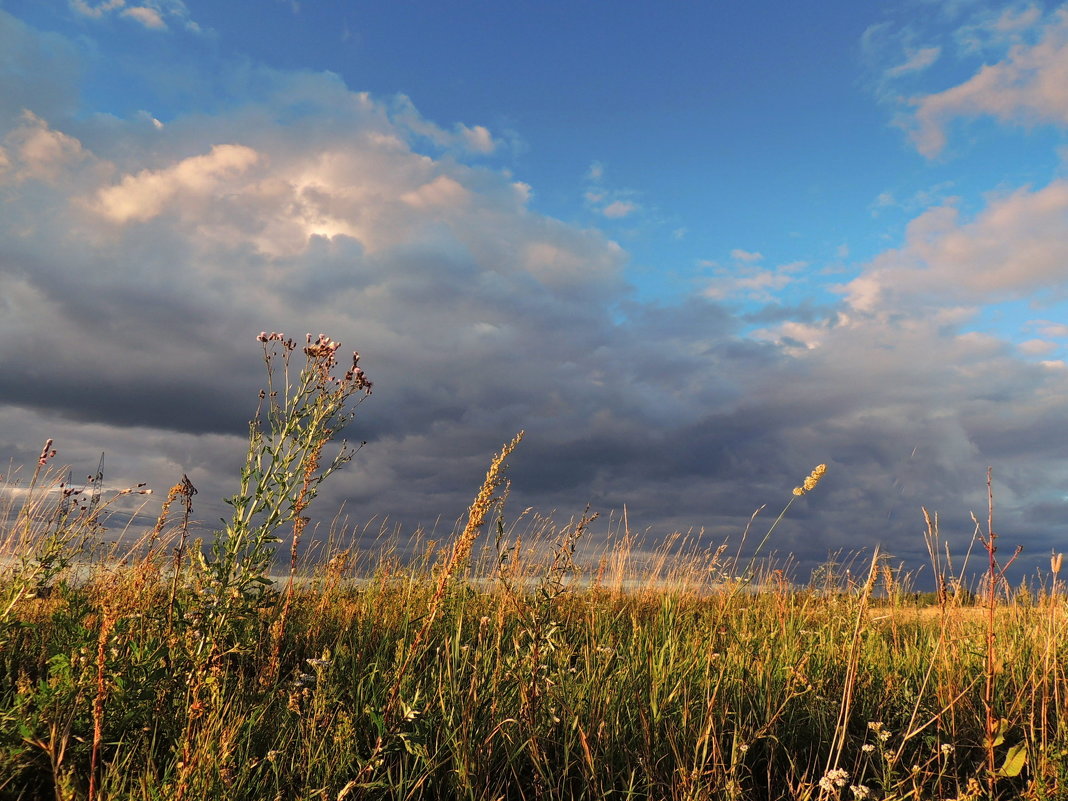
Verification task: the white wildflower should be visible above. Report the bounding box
[867,721,891,741]
[819,768,850,791]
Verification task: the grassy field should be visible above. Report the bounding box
[1,335,1065,800]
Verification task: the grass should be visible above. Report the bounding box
[1,334,1066,800]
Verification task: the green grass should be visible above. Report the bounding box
[1,335,1066,800]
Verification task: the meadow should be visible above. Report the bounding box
[1,334,1065,800]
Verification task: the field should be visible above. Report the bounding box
[2,336,1065,800]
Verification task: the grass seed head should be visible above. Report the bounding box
[793,463,827,496]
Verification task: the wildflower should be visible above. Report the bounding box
[818,768,849,791]
[867,721,891,741]
[793,463,827,496]
[862,743,875,753]
[940,743,954,756]
[850,786,872,800]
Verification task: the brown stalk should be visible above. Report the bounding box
[88,604,117,801]
[160,475,197,641]
[976,468,1022,796]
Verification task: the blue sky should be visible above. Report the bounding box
[2,0,1068,581]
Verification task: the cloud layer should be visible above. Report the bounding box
[2,8,1068,583]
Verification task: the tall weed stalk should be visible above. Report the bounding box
[196,332,372,647]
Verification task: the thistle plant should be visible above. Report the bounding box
[197,332,372,643]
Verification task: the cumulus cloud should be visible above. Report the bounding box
[911,7,1068,156]
[458,124,496,154]
[2,110,86,182]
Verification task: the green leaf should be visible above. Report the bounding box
[992,717,1010,747]
[998,742,1027,777]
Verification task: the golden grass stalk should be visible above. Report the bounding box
[386,431,523,715]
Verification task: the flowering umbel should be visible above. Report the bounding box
[793,464,827,496]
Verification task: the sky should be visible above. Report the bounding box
[2,0,1068,584]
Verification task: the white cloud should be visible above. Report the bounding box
[955,3,1044,54]
[602,200,636,219]
[92,143,260,222]
[70,0,199,33]
[122,6,166,29]
[844,180,1068,311]
[870,182,957,217]
[390,95,503,156]
[1031,320,1068,338]
[730,248,763,263]
[459,124,496,154]
[401,174,471,209]
[704,260,804,302]
[885,45,941,78]
[2,110,86,183]
[582,160,642,220]
[70,0,126,18]
[1019,338,1057,355]
[860,22,943,102]
[911,8,1068,156]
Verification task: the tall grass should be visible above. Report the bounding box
[1,335,1066,800]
